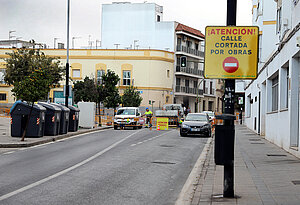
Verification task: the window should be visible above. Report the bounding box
[177,38,181,47]
[203,81,206,92]
[272,76,279,111]
[72,69,81,78]
[96,70,105,84]
[187,41,192,48]
[123,70,131,86]
[166,96,169,103]
[286,68,289,108]
[0,93,6,101]
[210,81,213,94]
[276,7,282,34]
[194,81,197,88]
[208,101,213,111]
[176,78,180,85]
[195,43,199,50]
[185,79,189,87]
[0,69,5,84]
[203,100,206,111]
[167,70,170,78]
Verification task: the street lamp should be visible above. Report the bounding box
[96,40,101,49]
[133,40,139,49]
[9,30,16,40]
[65,0,70,107]
[54,37,59,49]
[72,37,81,49]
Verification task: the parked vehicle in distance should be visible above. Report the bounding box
[180,113,212,137]
[114,107,144,130]
[202,111,216,126]
[202,111,215,120]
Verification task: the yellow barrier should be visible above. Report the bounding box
[0,108,10,118]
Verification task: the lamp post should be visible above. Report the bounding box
[133,40,139,49]
[72,37,81,49]
[9,31,16,40]
[65,0,70,107]
[96,40,101,49]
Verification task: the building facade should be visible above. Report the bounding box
[0,48,174,109]
[245,0,300,157]
[101,2,216,113]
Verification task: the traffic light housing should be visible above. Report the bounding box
[180,56,187,68]
[149,100,151,105]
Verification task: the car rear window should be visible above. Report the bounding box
[117,109,136,115]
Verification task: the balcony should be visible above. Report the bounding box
[176,66,204,77]
[175,86,204,96]
[176,45,204,58]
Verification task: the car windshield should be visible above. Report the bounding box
[185,114,208,122]
[203,112,214,118]
[117,109,136,115]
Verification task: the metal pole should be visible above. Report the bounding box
[223,0,237,198]
[65,0,70,107]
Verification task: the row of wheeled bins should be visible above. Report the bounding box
[10,101,80,137]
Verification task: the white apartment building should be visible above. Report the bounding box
[101,2,215,112]
[245,0,300,157]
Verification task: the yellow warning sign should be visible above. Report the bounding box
[204,26,259,79]
[156,117,168,131]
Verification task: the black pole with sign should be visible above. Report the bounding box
[223,0,237,198]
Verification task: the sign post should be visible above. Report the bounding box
[204,0,258,198]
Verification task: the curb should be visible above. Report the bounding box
[175,136,213,205]
[0,126,113,148]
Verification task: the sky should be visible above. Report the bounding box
[0,0,252,48]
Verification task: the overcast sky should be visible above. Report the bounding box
[0,0,252,48]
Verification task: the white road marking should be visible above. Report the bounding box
[224,63,237,67]
[3,151,15,155]
[130,130,174,147]
[0,129,142,201]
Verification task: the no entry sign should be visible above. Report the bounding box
[204,26,259,79]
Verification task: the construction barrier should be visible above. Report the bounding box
[0,108,11,118]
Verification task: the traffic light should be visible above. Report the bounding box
[180,56,187,68]
[149,100,151,105]
[196,97,199,103]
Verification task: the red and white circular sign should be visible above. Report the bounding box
[222,57,239,73]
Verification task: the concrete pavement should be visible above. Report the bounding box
[188,125,300,205]
[0,117,112,148]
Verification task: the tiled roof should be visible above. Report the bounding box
[175,23,205,38]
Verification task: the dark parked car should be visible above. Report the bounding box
[180,113,212,137]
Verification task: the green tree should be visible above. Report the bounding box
[121,86,143,107]
[4,48,64,141]
[73,76,97,103]
[102,70,121,112]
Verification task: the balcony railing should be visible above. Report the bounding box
[175,85,204,95]
[176,65,204,77]
[203,88,215,95]
[176,45,204,57]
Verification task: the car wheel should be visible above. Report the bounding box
[180,131,187,137]
[114,125,118,130]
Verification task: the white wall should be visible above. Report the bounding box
[101,3,175,50]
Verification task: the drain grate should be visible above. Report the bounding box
[267,154,287,157]
[160,145,174,148]
[292,180,300,185]
[251,142,265,144]
[152,161,176,165]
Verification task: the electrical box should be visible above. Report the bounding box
[78,102,95,129]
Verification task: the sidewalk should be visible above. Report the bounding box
[0,117,112,148]
[190,125,300,205]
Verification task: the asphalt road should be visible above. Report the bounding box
[0,128,208,205]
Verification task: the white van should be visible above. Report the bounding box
[113,107,144,130]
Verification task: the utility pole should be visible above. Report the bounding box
[223,0,237,198]
[65,0,70,107]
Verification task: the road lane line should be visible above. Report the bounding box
[3,151,15,155]
[0,129,143,201]
[130,130,175,147]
